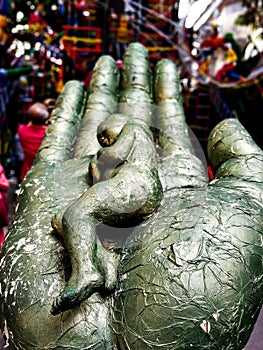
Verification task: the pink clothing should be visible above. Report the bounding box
[0,163,9,249]
[0,228,5,249]
[18,123,46,180]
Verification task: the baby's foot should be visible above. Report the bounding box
[51,268,104,315]
[97,244,120,292]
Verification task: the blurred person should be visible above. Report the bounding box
[18,103,49,181]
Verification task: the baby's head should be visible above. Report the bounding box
[28,103,49,125]
[43,98,56,115]
[97,113,130,147]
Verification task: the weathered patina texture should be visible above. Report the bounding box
[0,43,262,350]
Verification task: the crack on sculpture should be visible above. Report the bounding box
[168,244,183,267]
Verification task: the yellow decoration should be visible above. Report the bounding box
[62,35,101,44]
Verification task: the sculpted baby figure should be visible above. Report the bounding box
[51,112,163,315]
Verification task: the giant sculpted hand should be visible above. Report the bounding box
[0,43,262,350]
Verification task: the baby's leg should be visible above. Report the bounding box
[51,203,103,315]
[51,160,162,315]
[51,190,120,315]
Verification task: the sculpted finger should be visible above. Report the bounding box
[36,80,86,164]
[73,55,119,159]
[118,42,153,126]
[120,42,152,94]
[154,59,191,152]
[153,59,208,191]
[207,118,263,184]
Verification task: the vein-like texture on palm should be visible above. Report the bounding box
[0,43,262,350]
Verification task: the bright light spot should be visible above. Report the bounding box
[30,5,35,10]
[83,10,90,17]
[11,24,29,34]
[24,54,31,61]
[16,11,24,22]
[24,42,31,50]
[191,48,198,56]
[178,0,190,19]
[50,57,63,65]
[193,0,222,31]
[35,42,41,51]
[185,0,212,29]
[15,42,25,57]
[17,24,25,31]
[192,62,199,71]
[57,58,63,66]
[51,4,58,11]
[181,77,189,87]
[192,41,200,48]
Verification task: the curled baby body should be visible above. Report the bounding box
[90,115,158,182]
[50,113,163,315]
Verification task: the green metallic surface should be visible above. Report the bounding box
[0,43,262,350]
[120,42,152,96]
[49,42,163,316]
[73,55,119,159]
